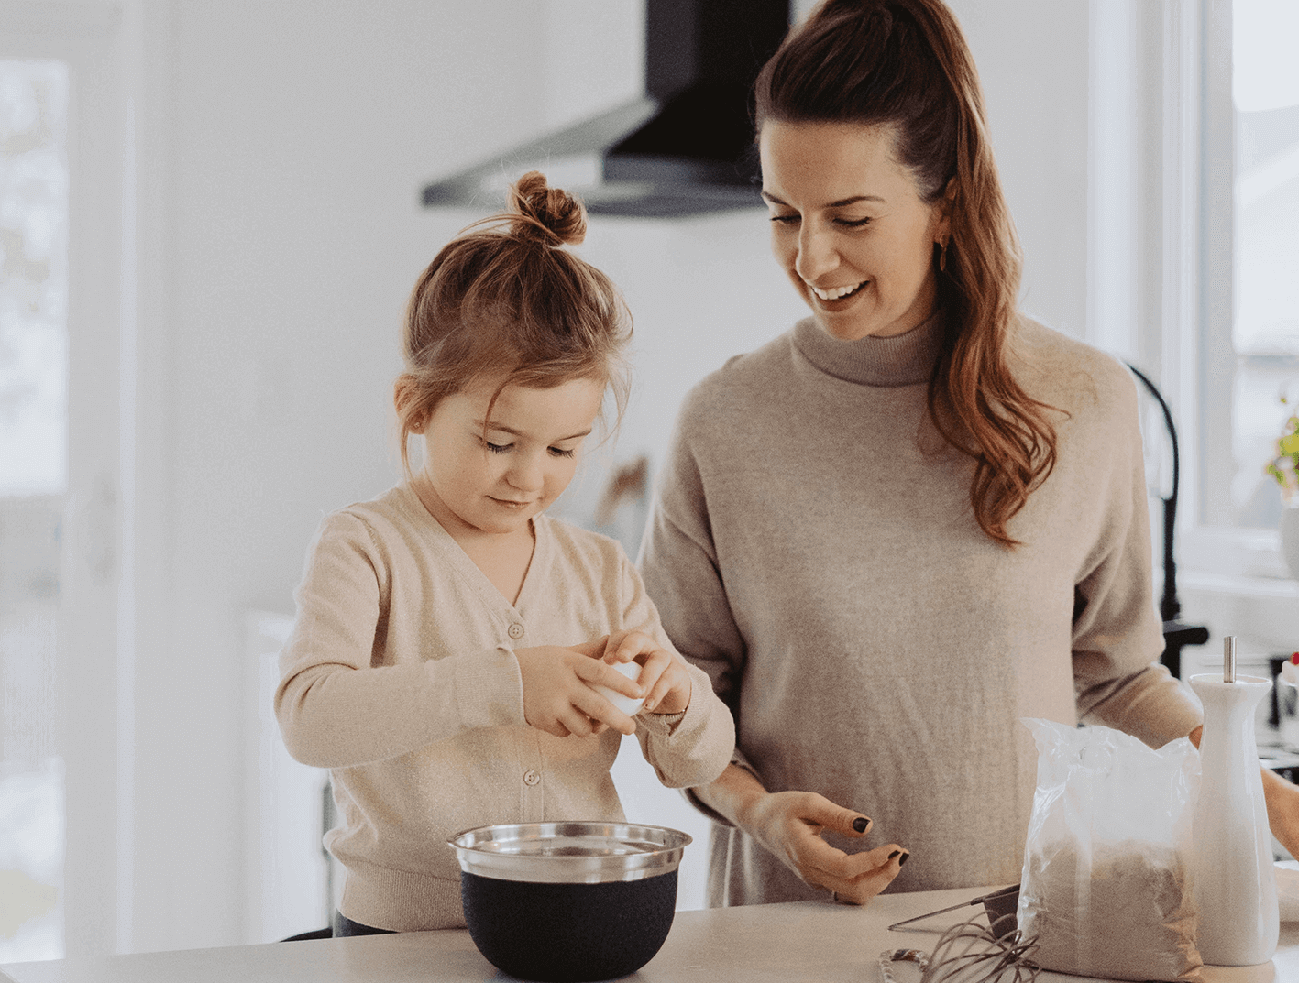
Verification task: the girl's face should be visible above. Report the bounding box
[759,120,950,341]
[417,376,604,540]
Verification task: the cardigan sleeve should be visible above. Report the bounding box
[1069,362,1202,748]
[274,510,526,769]
[614,547,735,790]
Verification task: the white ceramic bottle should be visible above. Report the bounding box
[1191,636,1280,966]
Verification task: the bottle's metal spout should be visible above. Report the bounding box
[1224,636,1237,684]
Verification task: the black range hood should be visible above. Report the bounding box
[422,0,791,218]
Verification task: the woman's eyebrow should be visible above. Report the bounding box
[760,191,885,207]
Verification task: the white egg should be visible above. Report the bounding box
[592,660,645,716]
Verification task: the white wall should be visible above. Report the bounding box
[129,0,551,952]
[117,0,1097,953]
[946,0,1091,339]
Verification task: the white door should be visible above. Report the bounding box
[0,5,123,962]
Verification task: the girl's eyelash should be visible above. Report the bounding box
[837,216,871,227]
[483,440,575,459]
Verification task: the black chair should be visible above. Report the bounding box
[281,927,333,942]
[1127,364,1210,679]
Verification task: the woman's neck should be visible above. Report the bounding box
[793,306,946,388]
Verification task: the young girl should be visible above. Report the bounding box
[275,172,735,936]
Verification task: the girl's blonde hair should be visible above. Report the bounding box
[754,0,1060,547]
[394,171,631,477]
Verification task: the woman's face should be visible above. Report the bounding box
[759,120,950,341]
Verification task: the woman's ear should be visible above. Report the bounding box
[935,178,957,239]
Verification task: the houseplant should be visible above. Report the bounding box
[1267,397,1299,580]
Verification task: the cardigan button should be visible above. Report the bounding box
[523,769,540,786]
[508,623,525,640]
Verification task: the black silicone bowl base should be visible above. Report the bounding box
[461,870,678,982]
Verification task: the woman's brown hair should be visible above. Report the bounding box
[754,0,1059,547]
[394,171,631,478]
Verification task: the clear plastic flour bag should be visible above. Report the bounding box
[1018,719,1204,982]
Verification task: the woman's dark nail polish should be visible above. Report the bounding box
[898,852,910,866]
[853,816,869,833]
[887,849,901,860]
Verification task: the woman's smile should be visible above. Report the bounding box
[805,279,868,302]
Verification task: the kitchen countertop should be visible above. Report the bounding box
[3,886,1298,983]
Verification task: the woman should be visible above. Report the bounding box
[639,0,1299,906]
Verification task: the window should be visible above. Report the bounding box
[0,9,125,958]
[1201,0,1299,533]
[0,56,69,964]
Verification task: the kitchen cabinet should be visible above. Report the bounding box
[3,887,1297,983]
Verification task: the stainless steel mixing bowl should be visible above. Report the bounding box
[448,822,692,982]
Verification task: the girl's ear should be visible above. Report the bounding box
[393,376,427,434]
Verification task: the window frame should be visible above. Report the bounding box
[0,0,130,959]
[1159,0,1293,584]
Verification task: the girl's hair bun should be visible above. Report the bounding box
[508,170,587,247]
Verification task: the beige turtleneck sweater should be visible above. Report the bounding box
[639,312,1203,906]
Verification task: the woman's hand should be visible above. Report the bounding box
[514,645,642,738]
[741,790,907,904]
[1193,724,1299,862]
[1262,768,1299,860]
[694,764,907,905]
[600,630,693,715]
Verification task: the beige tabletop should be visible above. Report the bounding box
[3,886,1297,983]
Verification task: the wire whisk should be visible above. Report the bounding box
[878,914,1041,983]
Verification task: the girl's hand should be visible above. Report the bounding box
[514,645,642,738]
[741,790,907,904]
[600,630,692,715]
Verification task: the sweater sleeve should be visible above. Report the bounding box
[638,400,763,824]
[616,548,735,789]
[274,511,526,768]
[638,400,748,721]
[1070,365,1202,748]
